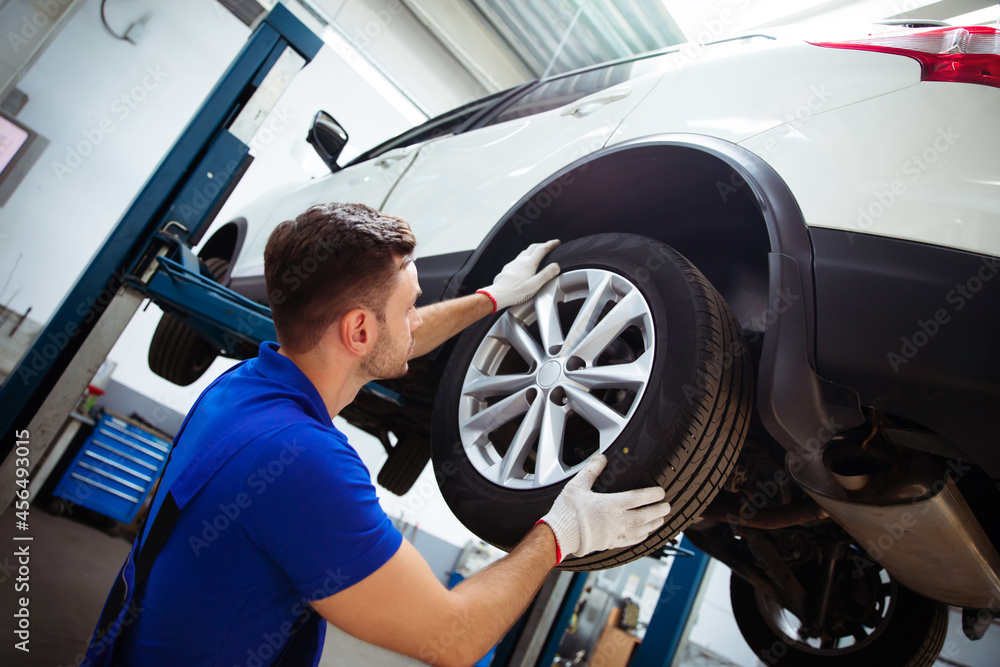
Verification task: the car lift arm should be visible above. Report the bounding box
[0,5,321,510]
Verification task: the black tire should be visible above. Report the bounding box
[431,233,752,570]
[148,257,228,386]
[377,433,431,496]
[730,571,947,667]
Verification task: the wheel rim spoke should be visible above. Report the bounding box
[496,397,544,484]
[567,289,647,362]
[563,384,627,447]
[566,348,652,390]
[460,388,531,443]
[756,561,901,657]
[499,313,544,366]
[533,281,563,352]
[561,272,615,355]
[464,369,536,399]
[535,401,569,487]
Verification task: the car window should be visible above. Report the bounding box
[483,51,678,127]
[346,86,524,167]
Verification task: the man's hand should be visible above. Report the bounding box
[477,239,561,313]
[538,454,671,564]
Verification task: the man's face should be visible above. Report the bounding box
[361,260,422,380]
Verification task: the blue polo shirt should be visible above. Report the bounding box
[112,342,403,666]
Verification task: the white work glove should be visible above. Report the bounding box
[538,454,671,565]
[477,239,561,313]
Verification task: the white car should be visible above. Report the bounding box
[149,22,1000,665]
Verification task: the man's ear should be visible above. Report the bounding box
[340,308,374,357]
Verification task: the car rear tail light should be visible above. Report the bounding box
[810,26,1000,88]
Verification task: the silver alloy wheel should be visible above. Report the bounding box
[757,569,898,654]
[458,268,655,488]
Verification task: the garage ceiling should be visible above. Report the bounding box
[469,0,685,77]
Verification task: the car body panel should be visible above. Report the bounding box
[740,82,1000,257]
[208,26,998,473]
[610,39,921,148]
[228,145,420,279]
[353,61,678,259]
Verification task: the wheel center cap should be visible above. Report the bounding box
[537,360,562,388]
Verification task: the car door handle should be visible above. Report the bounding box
[561,86,632,117]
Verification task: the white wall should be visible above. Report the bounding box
[0,0,475,547]
[687,560,764,666]
[313,0,495,114]
[0,0,249,321]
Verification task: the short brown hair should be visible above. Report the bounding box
[264,202,416,353]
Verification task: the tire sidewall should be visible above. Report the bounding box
[432,234,716,551]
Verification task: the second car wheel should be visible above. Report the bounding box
[148,257,229,386]
[730,563,947,666]
[431,233,753,569]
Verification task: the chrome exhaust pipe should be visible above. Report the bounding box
[787,440,1000,609]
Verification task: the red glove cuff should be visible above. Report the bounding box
[476,289,498,314]
[535,518,562,566]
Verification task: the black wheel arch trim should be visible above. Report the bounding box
[442,133,865,451]
[196,217,248,285]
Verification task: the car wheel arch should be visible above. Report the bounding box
[443,134,866,451]
[196,217,248,283]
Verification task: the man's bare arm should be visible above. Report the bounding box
[310,524,557,667]
[309,455,670,667]
[411,293,493,359]
[410,240,561,359]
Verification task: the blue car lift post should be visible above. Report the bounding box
[0,5,322,510]
[492,536,710,667]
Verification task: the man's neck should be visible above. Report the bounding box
[277,346,367,420]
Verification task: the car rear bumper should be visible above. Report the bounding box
[811,226,1000,476]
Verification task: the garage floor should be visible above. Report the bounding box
[3,505,997,667]
[0,505,425,666]
[0,504,131,665]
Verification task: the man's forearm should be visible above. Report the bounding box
[428,524,556,666]
[411,293,494,359]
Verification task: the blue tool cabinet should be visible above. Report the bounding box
[52,412,173,524]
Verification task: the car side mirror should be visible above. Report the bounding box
[306,111,348,172]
